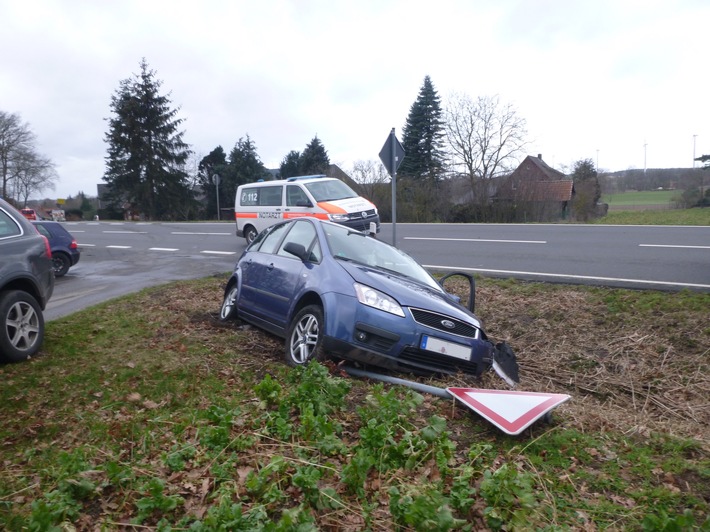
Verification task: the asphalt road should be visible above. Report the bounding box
[44,220,710,321]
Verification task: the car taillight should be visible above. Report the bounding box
[70,239,78,249]
[41,235,52,258]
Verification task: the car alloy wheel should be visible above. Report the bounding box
[220,285,239,321]
[0,290,45,362]
[286,305,324,366]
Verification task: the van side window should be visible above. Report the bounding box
[239,185,283,207]
[286,185,310,207]
[259,186,283,206]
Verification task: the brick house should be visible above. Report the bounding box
[495,154,574,221]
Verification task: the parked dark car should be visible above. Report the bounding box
[32,220,80,277]
[220,218,519,384]
[0,197,55,362]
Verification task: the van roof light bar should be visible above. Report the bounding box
[286,174,327,182]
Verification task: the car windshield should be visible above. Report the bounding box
[323,223,442,291]
[305,180,358,202]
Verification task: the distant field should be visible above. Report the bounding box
[595,208,709,225]
[602,190,681,206]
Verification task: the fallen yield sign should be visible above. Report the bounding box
[447,388,571,435]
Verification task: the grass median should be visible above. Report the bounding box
[0,275,708,530]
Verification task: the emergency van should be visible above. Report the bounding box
[235,174,380,243]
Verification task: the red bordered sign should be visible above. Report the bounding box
[446,388,571,435]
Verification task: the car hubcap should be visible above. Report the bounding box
[7,301,39,351]
[290,314,319,364]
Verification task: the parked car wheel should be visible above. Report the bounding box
[244,225,257,245]
[52,252,71,277]
[220,284,239,321]
[0,290,45,362]
[286,305,325,366]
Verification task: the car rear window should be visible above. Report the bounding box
[0,209,22,238]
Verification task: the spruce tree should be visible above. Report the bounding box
[299,136,330,175]
[223,135,269,198]
[197,146,228,218]
[399,76,446,183]
[279,150,301,178]
[103,58,192,219]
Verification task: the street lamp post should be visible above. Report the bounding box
[693,134,697,168]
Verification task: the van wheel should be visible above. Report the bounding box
[244,225,257,244]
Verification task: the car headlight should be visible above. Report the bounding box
[354,283,404,317]
[329,213,350,222]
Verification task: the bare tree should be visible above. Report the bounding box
[0,111,37,199]
[444,93,528,208]
[349,160,392,221]
[12,147,57,205]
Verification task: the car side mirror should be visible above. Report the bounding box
[296,200,313,207]
[283,242,309,261]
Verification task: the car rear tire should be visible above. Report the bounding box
[0,290,45,362]
[244,225,257,245]
[52,252,71,277]
[285,305,326,366]
[220,284,239,321]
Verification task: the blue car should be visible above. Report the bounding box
[220,218,518,384]
[32,221,81,277]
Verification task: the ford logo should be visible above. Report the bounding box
[441,319,456,329]
[361,211,367,218]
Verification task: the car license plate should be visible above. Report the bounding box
[420,335,471,361]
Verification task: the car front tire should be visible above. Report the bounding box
[0,290,45,362]
[52,252,71,277]
[285,305,326,366]
[220,284,239,321]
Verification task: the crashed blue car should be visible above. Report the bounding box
[220,218,518,384]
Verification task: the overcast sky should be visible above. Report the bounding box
[2,0,708,200]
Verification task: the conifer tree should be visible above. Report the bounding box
[399,76,446,183]
[103,59,192,219]
[299,136,330,175]
[280,150,301,178]
[197,146,228,218]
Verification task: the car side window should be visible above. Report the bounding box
[0,210,22,238]
[34,224,51,238]
[258,223,290,254]
[277,220,318,260]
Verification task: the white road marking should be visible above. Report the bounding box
[172,231,232,236]
[405,237,546,244]
[639,244,710,249]
[201,250,236,255]
[149,247,179,251]
[103,230,148,234]
[423,264,710,290]
[106,245,132,249]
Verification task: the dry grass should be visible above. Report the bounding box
[190,275,709,445]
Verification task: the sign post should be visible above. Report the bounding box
[379,128,405,247]
[214,174,221,221]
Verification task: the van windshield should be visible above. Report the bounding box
[305,180,358,202]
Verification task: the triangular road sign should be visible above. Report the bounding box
[447,388,571,435]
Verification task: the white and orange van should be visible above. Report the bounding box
[235,175,380,243]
